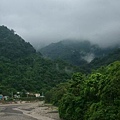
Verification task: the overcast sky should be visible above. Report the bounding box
[0,0,120,48]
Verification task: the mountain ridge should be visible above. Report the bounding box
[39,39,118,66]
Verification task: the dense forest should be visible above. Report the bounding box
[0,25,120,120]
[45,61,120,120]
[0,26,80,96]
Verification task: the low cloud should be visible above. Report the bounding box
[0,0,120,48]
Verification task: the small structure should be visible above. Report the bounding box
[4,96,9,100]
[14,94,20,98]
[35,93,40,97]
[0,94,3,100]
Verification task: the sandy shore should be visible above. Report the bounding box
[14,101,61,120]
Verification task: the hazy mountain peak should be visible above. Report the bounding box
[40,39,120,66]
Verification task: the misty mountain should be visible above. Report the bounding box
[0,26,81,95]
[40,39,117,66]
[89,48,120,69]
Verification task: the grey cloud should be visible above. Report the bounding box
[0,0,120,48]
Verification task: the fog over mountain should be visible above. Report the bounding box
[1,0,120,48]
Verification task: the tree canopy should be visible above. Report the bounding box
[46,61,120,120]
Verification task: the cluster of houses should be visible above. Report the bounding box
[0,92,44,101]
[0,94,9,101]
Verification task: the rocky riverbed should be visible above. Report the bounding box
[0,101,61,120]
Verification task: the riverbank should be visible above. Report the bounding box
[14,101,61,120]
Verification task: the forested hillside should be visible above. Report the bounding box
[0,26,36,59]
[40,39,117,66]
[0,26,80,96]
[40,38,120,120]
[46,61,120,120]
[0,25,120,120]
[89,48,120,69]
